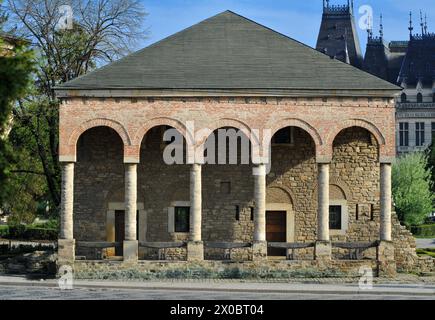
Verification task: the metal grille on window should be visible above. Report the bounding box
[174,207,190,233]
[329,205,342,230]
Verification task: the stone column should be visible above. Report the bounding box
[188,163,204,261]
[58,162,75,263]
[380,163,392,242]
[315,163,331,260]
[252,164,267,260]
[123,163,138,262]
[378,162,395,275]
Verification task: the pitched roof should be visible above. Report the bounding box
[398,34,435,87]
[57,10,399,93]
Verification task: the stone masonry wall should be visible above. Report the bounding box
[74,125,418,269]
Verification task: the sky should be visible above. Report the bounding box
[139,0,435,54]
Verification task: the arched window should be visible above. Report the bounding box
[401,93,407,103]
[417,93,423,103]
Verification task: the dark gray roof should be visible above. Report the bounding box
[398,34,435,86]
[57,10,399,92]
[315,4,363,69]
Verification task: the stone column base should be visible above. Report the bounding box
[315,241,331,261]
[252,241,268,261]
[123,240,139,262]
[58,239,75,263]
[377,241,396,277]
[187,241,204,261]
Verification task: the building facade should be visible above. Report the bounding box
[55,11,426,276]
[317,1,435,155]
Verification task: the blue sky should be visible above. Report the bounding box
[140,0,434,54]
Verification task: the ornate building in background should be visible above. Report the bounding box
[317,1,435,155]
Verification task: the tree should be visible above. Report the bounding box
[0,0,35,221]
[1,0,147,220]
[426,137,435,194]
[392,152,434,227]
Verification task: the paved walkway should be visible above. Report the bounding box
[416,238,435,249]
[0,276,434,300]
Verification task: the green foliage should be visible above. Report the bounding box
[392,152,434,227]
[410,224,435,237]
[0,225,8,238]
[416,248,435,258]
[2,224,57,240]
[30,218,59,230]
[426,137,435,194]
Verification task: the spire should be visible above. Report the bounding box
[344,28,350,64]
[424,13,428,35]
[367,11,373,40]
[409,11,414,39]
[420,10,424,35]
[347,0,354,14]
[379,14,384,40]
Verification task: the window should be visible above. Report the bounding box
[235,205,240,221]
[272,127,294,145]
[250,207,254,221]
[433,93,435,103]
[432,123,435,141]
[329,205,342,230]
[174,207,190,233]
[399,122,409,147]
[417,93,423,103]
[401,93,407,103]
[416,122,425,146]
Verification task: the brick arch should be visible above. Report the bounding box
[198,118,260,147]
[328,119,385,147]
[68,118,131,148]
[268,118,323,148]
[132,117,193,146]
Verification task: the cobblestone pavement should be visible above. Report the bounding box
[0,285,433,300]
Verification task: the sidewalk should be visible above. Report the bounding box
[0,276,434,297]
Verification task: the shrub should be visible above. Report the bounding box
[411,224,435,237]
[0,225,8,238]
[24,227,58,241]
[8,225,26,239]
[5,225,57,240]
[392,153,434,226]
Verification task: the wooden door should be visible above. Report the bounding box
[115,210,125,256]
[266,211,287,257]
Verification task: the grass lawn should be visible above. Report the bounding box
[416,248,435,258]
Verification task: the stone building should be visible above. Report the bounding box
[316,0,363,68]
[316,2,435,155]
[362,16,435,155]
[55,11,425,276]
